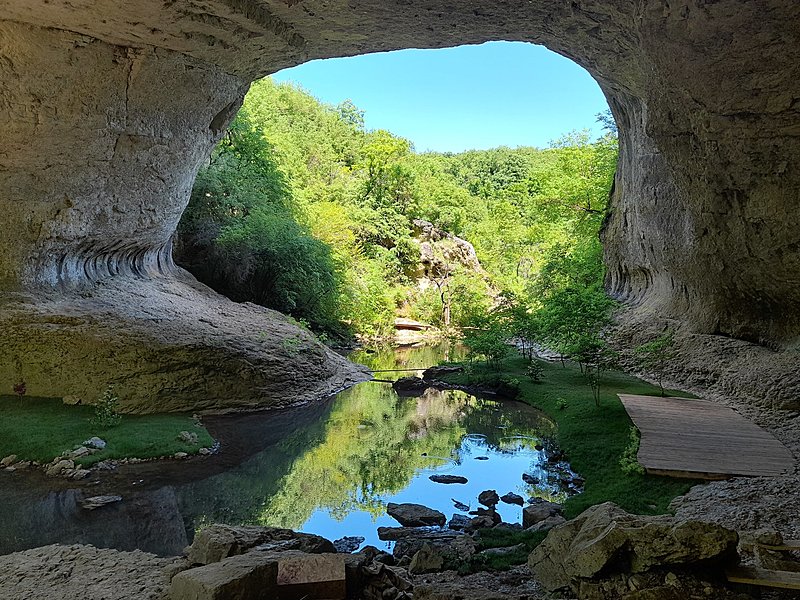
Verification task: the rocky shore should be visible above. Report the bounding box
[2,493,791,600]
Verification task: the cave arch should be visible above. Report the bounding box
[1,1,798,410]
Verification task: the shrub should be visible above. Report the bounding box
[526,361,544,382]
[91,386,122,429]
[619,426,645,475]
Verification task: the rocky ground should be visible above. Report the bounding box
[0,544,186,600]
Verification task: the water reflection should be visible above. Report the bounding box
[0,345,573,556]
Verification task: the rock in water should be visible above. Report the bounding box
[392,377,429,396]
[386,503,446,527]
[447,514,472,531]
[81,495,123,510]
[451,499,470,512]
[429,475,468,484]
[500,492,524,506]
[522,473,538,485]
[477,490,499,508]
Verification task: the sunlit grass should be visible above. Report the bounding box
[442,354,699,519]
[0,395,213,466]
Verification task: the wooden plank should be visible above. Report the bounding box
[756,539,800,551]
[725,566,800,590]
[618,394,795,479]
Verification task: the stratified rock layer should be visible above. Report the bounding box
[0,1,798,406]
[0,276,367,413]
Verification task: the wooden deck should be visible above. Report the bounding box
[618,394,795,479]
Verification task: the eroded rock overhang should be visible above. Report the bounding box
[0,0,798,409]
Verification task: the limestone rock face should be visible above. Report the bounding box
[0,277,367,413]
[528,502,739,593]
[1,1,799,405]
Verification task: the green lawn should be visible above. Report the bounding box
[0,395,214,466]
[442,354,700,519]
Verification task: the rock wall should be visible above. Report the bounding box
[1,1,798,408]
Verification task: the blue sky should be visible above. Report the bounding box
[272,41,609,153]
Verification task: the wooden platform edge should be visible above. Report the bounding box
[644,467,732,480]
[725,566,800,590]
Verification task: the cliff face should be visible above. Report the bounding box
[1,1,798,408]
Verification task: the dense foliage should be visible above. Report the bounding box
[178,78,619,340]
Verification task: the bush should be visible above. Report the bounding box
[526,361,544,382]
[619,426,645,475]
[91,386,122,429]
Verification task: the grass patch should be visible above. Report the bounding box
[456,528,549,573]
[0,395,214,466]
[443,354,700,519]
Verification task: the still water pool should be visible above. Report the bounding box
[0,344,576,556]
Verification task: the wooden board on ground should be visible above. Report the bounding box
[618,394,794,479]
[726,566,800,590]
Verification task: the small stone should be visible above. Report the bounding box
[474,456,489,460]
[199,447,211,455]
[0,454,17,467]
[174,452,188,459]
[81,495,122,510]
[83,437,106,450]
[46,459,74,477]
[477,490,499,508]
[452,499,470,512]
[429,474,468,484]
[72,469,91,480]
[69,446,91,459]
[500,492,524,506]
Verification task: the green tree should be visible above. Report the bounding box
[634,330,677,396]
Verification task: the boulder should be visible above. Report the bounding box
[187,525,335,565]
[500,492,524,506]
[170,550,279,600]
[1,454,17,467]
[429,475,468,484]
[522,500,563,529]
[528,502,739,593]
[386,503,446,527]
[276,553,345,600]
[522,473,538,485]
[477,490,499,508]
[408,543,445,575]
